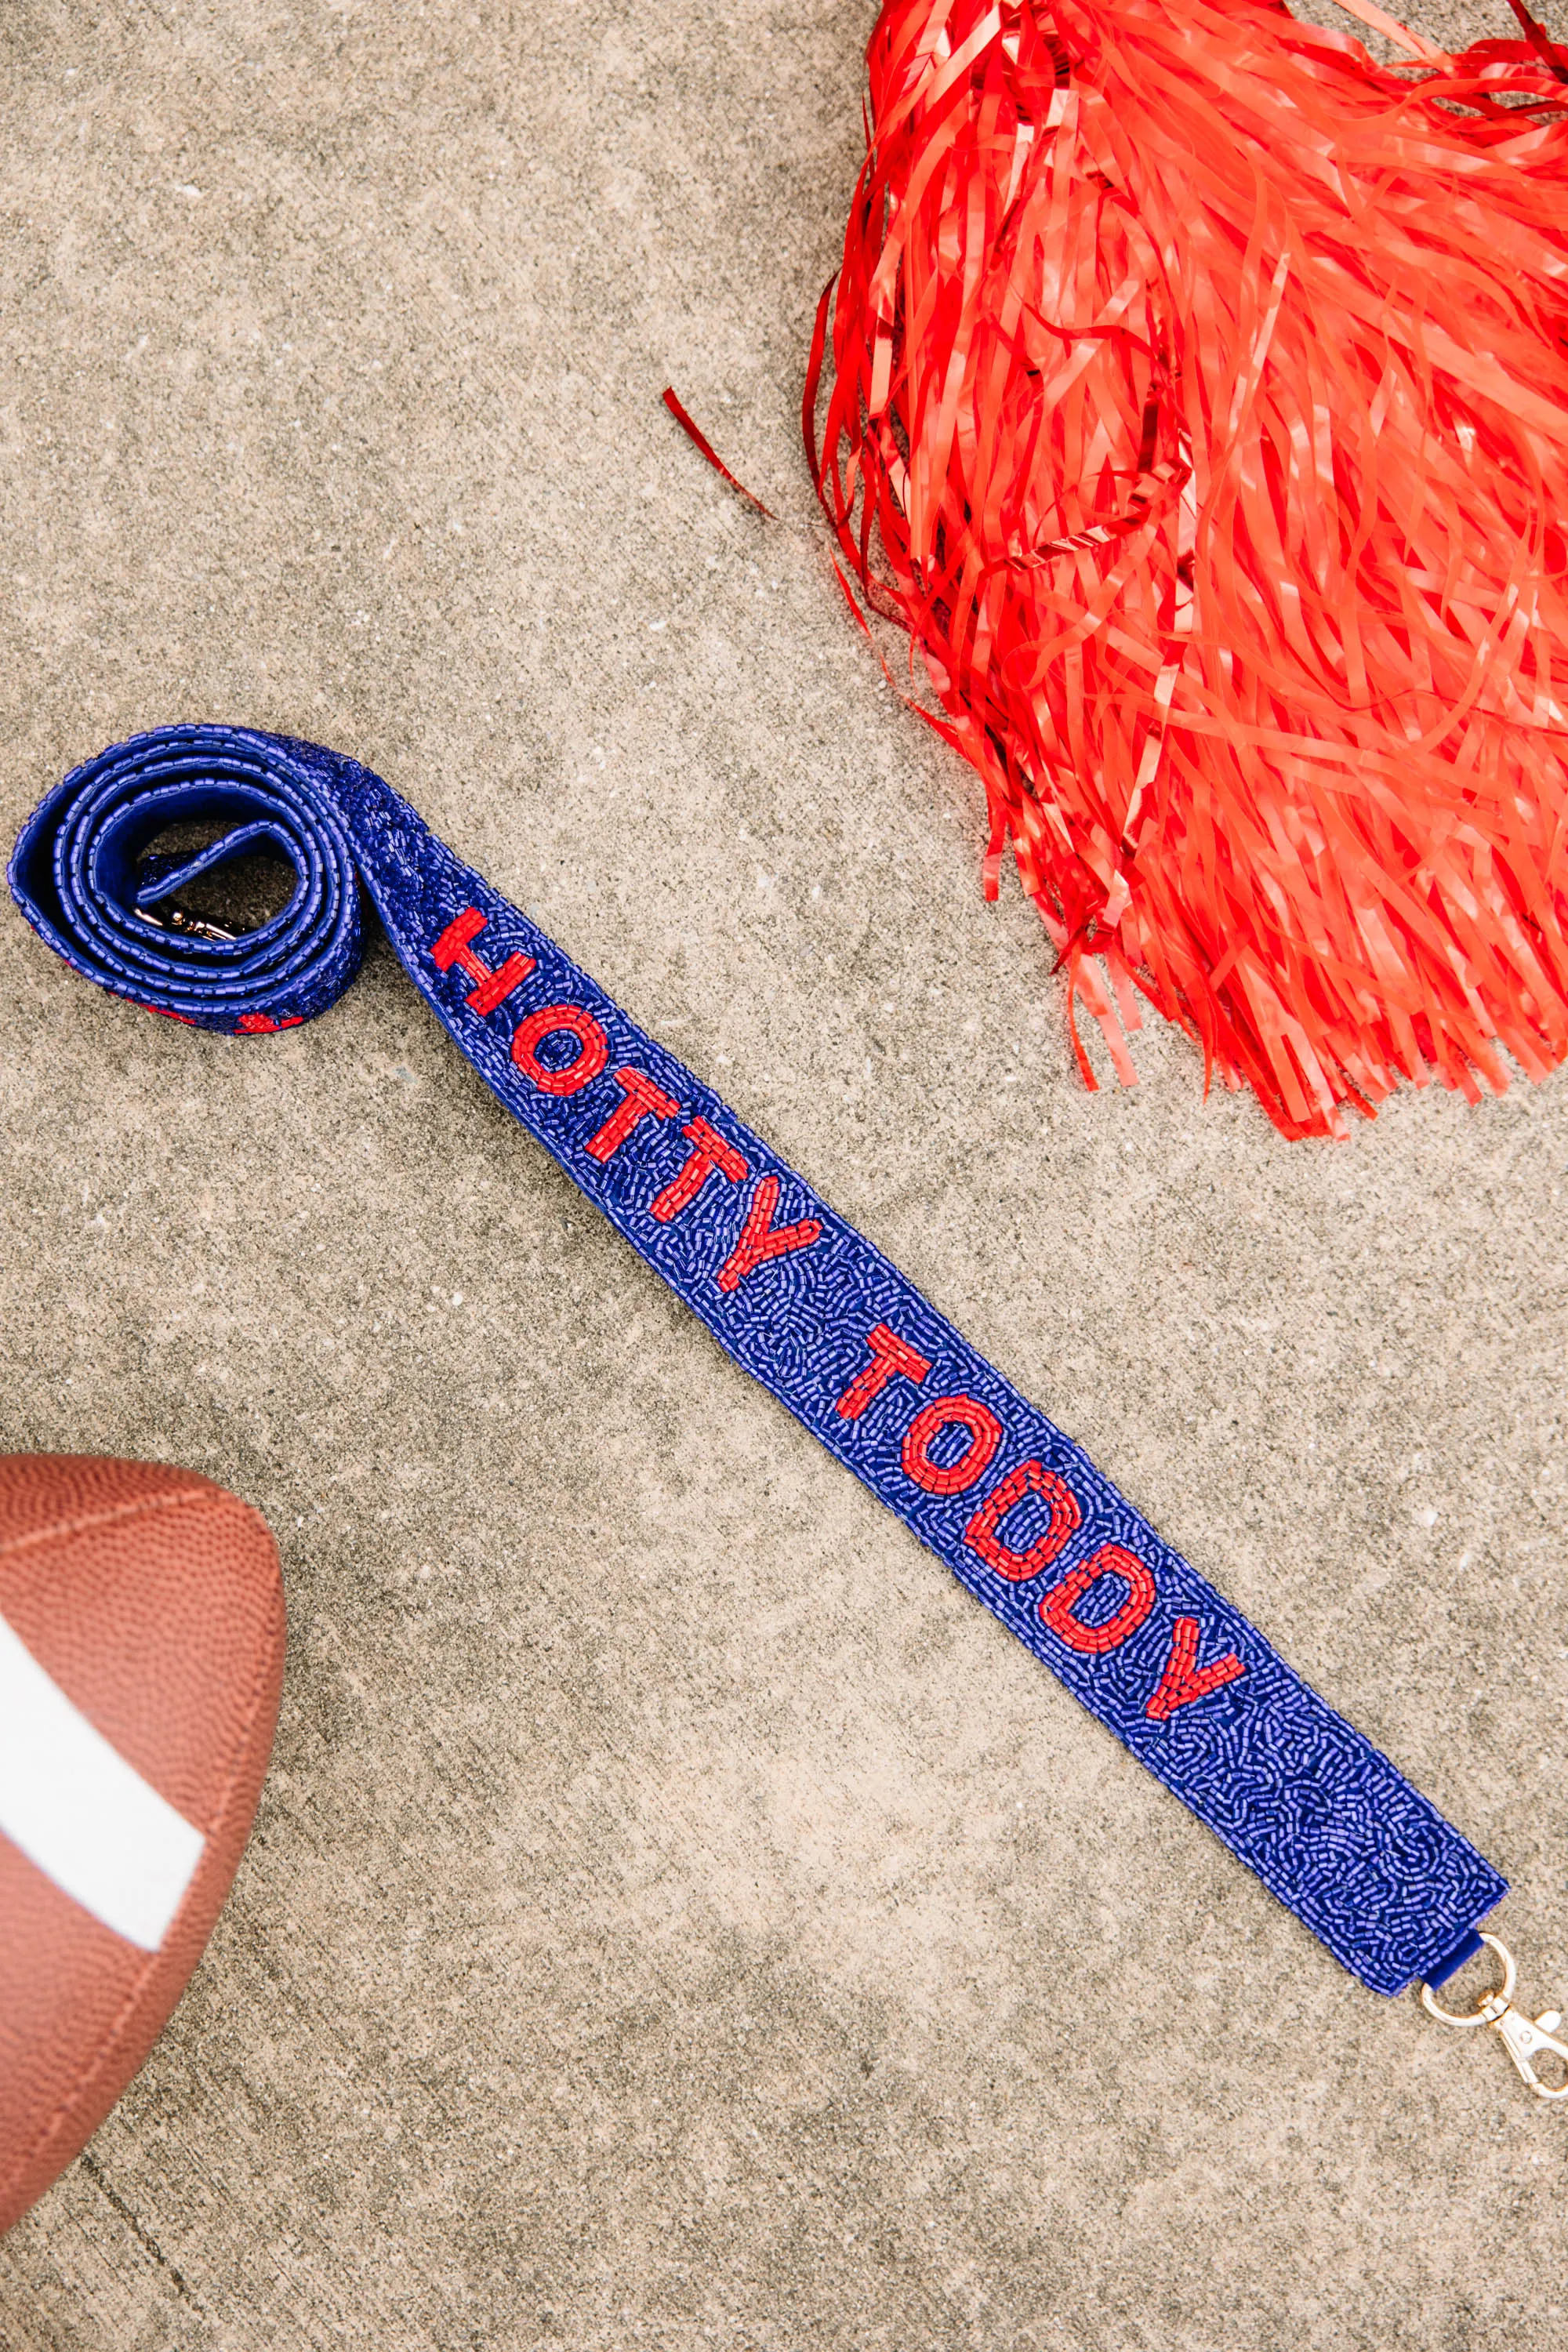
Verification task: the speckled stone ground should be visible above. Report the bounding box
[1,2,1566,2347]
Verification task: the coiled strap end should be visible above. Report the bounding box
[9,724,365,1035]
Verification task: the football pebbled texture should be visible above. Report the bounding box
[0,1455,285,2235]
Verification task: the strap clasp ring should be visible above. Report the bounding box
[1421,1934,1568,2103]
[135,902,241,944]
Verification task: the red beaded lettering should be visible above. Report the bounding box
[432,906,536,1016]
[901,1396,1003,1497]
[431,906,488,968]
[964,1461,1080,1581]
[1039,1546,1156,1655]
[650,1117,748,1224]
[716,1174,822,1293]
[1145,1616,1246,1721]
[586,1067,681,1163]
[648,1120,747,1232]
[511,1003,608,1097]
[835,1323,931,1421]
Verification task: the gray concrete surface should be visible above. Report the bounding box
[2,2,1566,2346]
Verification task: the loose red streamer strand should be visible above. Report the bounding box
[662,387,776,520]
[805,0,1568,1139]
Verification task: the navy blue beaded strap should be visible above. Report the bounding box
[10,725,1504,1995]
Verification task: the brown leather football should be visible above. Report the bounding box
[0,1455,285,2235]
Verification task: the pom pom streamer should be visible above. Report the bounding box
[806,0,1568,1138]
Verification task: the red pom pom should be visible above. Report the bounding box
[808,0,1568,1138]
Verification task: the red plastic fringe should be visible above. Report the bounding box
[662,387,777,519]
[806,0,1568,1138]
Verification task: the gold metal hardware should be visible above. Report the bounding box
[1421,1934,1568,2103]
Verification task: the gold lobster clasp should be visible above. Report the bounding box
[1421,1935,1568,2103]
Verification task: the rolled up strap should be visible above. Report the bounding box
[9,724,1506,1995]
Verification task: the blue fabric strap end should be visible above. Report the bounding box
[9,724,1508,1998]
[1423,1929,1487,1990]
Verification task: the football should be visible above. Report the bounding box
[0,1454,285,2235]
